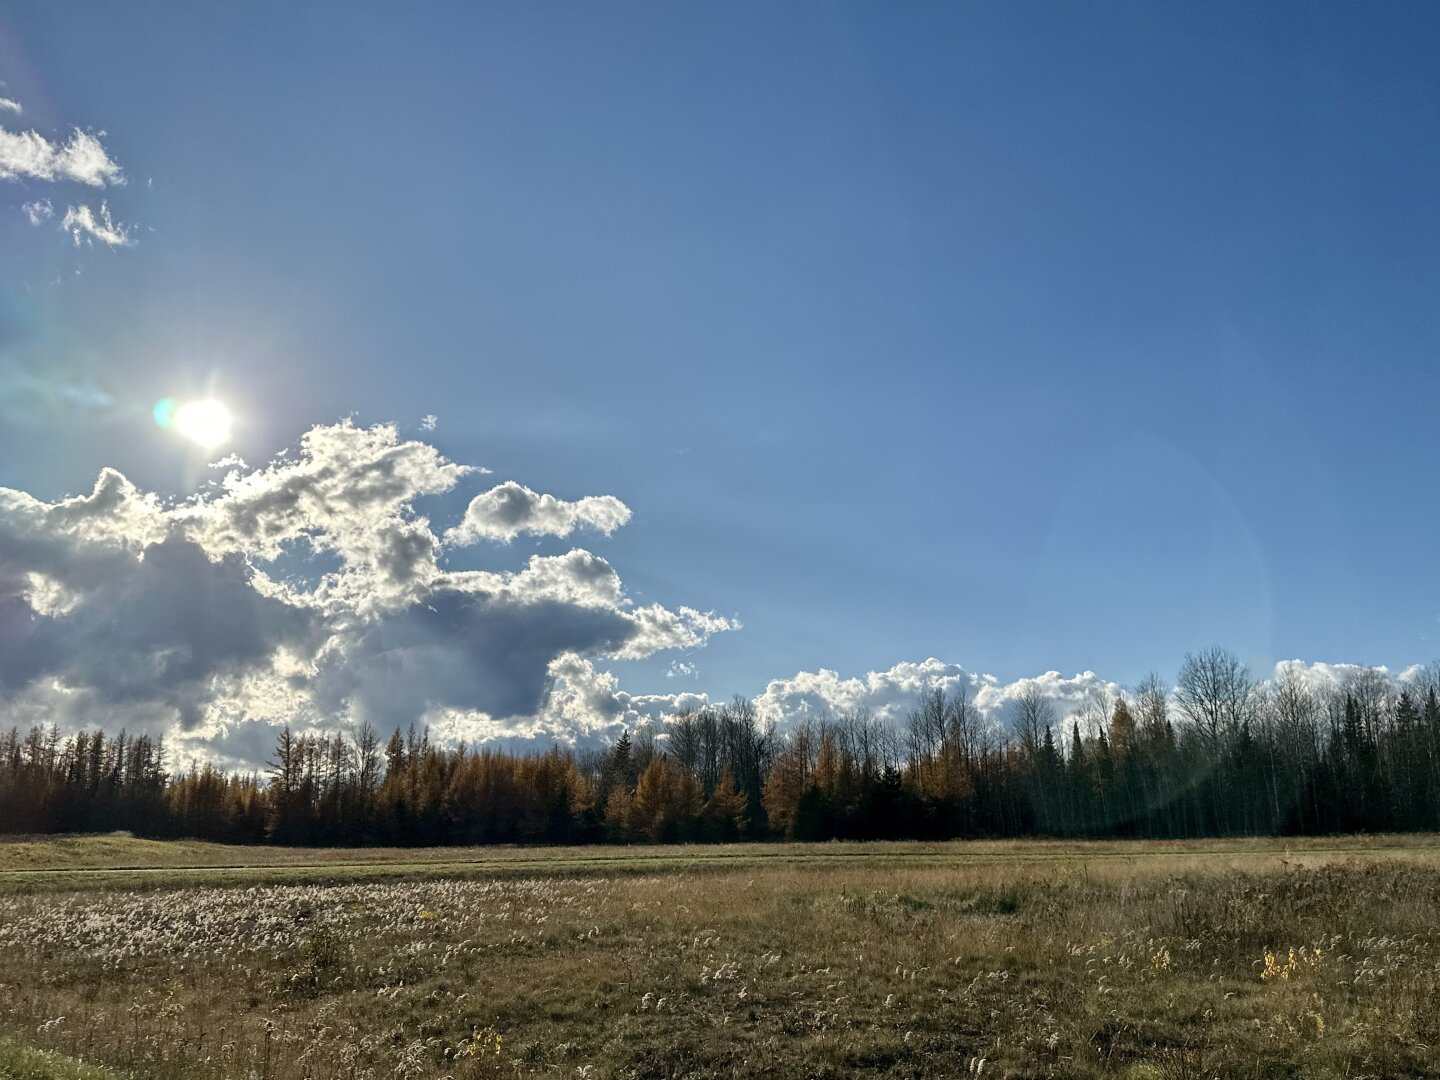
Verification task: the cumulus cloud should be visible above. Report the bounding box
[418,655,712,753]
[0,125,122,186]
[60,201,133,247]
[1269,659,1394,692]
[0,469,317,731]
[0,422,735,765]
[0,98,21,116]
[6,419,1430,772]
[446,481,631,544]
[756,659,981,728]
[978,670,1126,728]
[1266,659,1440,708]
[539,654,711,741]
[755,656,1440,745]
[754,659,1124,737]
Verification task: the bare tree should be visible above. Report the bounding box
[1341,667,1394,743]
[1266,663,1324,762]
[356,721,382,793]
[696,706,723,796]
[1075,683,1119,741]
[837,708,885,784]
[1133,672,1171,750]
[632,723,658,777]
[906,688,947,765]
[1408,659,1440,701]
[945,681,982,762]
[1174,646,1256,748]
[666,708,701,776]
[1007,684,1056,757]
[719,696,771,830]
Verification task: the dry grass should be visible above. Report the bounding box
[2,837,1440,1078]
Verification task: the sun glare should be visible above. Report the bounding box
[170,399,233,448]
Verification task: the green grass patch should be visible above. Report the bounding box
[0,1038,128,1080]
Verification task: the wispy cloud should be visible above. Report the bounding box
[22,198,52,225]
[0,125,123,186]
[1,96,133,245]
[60,201,132,247]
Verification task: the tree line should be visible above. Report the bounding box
[3,648,1440,845]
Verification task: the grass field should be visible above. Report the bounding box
[2,835,1439,1078]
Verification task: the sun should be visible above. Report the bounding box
[170,399,233,448]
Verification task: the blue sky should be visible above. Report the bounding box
[2,3,1438,757]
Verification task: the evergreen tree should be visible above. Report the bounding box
[701,765,749,841]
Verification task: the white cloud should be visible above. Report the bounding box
[613,604,737,659]
[756,659,983,728]
[175,419,470,613]
[756,659,1120,737]
[755,656,1440,746]
[1264,659,1410,704]
[0,125,122,186]
[60,201,133,247]
[539,654,711,743]
[1268,658,1440,704]
[975,670,1124,729]
[446,481,631,544]
[0,422,734,763]
[5,419,1431,769]
[1,103,132,241]
[420,414,438,431]
[448,549,626,609]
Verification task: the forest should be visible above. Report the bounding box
[3,648,1439,846]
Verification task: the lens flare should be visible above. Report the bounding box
[171,399,232,447]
